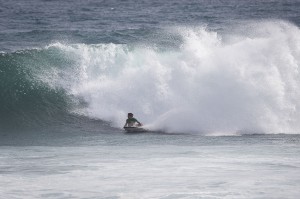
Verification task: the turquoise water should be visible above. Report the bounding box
[1,0,300,198]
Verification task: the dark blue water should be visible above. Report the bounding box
[1,0,300,51]
[1,2,300,198]
[1,0,300,136]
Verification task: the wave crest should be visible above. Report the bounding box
[1,20,300,134]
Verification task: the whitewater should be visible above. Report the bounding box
[65,21,300,134]
[1,0,300,198]
[2,21,299,134]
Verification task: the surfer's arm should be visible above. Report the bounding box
[136,120,142,126]
[123,122,128,127]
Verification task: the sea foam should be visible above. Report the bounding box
[51,20,300,134]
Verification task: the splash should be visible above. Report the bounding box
[68,21,300,134]
[2,20,300,134]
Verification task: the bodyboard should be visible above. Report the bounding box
[124,126,148,133]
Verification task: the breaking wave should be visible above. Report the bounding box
[1,20,300,135]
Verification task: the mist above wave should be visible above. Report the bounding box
[2,20,300,135]
[60,21,298,134]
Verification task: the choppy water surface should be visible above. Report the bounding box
[1,134,300,198]
[1,0,300,198]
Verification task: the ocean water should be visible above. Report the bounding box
[1,0,300,198]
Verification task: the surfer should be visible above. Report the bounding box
[124,113,142,127]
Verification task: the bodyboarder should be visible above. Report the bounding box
[124,113,142,127]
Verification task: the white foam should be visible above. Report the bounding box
[54,20,300,134]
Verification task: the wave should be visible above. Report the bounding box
[0,47,81,131]
[1,20,300,135]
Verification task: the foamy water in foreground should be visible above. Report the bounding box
[1,1,300,198]
[1,134,299,199]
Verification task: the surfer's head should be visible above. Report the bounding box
[128,113,133,118]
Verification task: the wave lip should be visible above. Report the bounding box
[1,20,300,135]
[70,21,300,135]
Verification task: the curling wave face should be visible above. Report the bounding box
[1,20,300,134]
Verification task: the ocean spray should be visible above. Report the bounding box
[3,20,299,134]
